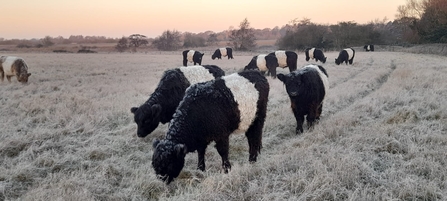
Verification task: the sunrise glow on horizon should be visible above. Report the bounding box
[2,0,407,40]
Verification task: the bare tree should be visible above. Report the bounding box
[41,36,54,47]
[396,0,425,19]
[128,34,148,52]
[115,37,128,52]
[152,30,182,51]
[183,32,206,48]
[229,18,256,51]
[206,33,219,46]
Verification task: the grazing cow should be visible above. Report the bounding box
[182,50,205,66]
[335,48,355,65]
[130,65,225,138]
[244,54,279,78]
[152,70,269,184]
[277,64,329,134]
[305,48,327,63]
[212,47,234,60]
[364,45,375,52]
[0,56,31,83]
[267,50,298,72]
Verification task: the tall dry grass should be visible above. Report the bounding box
[0,50,446,200]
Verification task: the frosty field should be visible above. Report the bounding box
[0,50,446,200]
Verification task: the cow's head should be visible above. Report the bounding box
[277,72,304,97]
[152,139,187,184]
[211,50,218,60]
[130,104,162,137]
[18,73,31,83]
[335,58,341,65]
[197,53,204,63]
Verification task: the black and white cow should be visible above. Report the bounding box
[130,65,225,137]
[244,54,279,78]
[304,48,327,63]
[182,50,205,66]
[212,47,234,60]
[363,45,375,52]
[277,64,329,134]
[267,50,298,72]
[152,70,269,184]
[335,48,355,65]
[0,56,31,83]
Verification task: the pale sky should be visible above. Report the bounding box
[1,0,407,40]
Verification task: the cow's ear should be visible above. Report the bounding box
[277,74,286,82]
[130,107,138,114]
[175,144,187,158]
[151,104,162,117]
[152,139,161,148]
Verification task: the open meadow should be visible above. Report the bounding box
[1,49,446,200]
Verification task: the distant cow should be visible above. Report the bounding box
[277,64,329,134]
[335,48,355,65]
[0,56,31,83]
[182,50,204,66]
[212,47,234,60]
[244,54,279,78]
[131,65,225,137]
[267,50,298,72]
[305,48,327,63]
[364,45,375,52]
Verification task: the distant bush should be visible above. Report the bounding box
[16,44,31,48]
[53,50,72,53]
[77,49,97,53]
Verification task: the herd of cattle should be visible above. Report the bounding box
[132,45,374,184]
[0,45,373,184]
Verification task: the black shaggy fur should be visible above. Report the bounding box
[364,45,375,52]
[278,64,329,134]
[130,65,225,138]
[244,54,279,78]
[182,50,205,66]
[305,48,327,63]
[335,48,355,65]
[267,50,298,72]
[152,70,269,184]
[211,47,234,60]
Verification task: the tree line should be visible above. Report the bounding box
[2,0,445,52]
[116,0,446,52]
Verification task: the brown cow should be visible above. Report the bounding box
[0,56,31,83]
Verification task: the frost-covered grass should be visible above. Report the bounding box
[0,51,446,200]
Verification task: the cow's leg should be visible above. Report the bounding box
[6,75,12,82]
[316,103,323,120]
[197,146,207,171]
[0,71,4,82]
[269,66,277,79]
[306,103,319,130]
[245,116,264,163]
[349,59,354,64]
[292,103,304,134]
[183,59,187,66]
[215,139,231,173]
